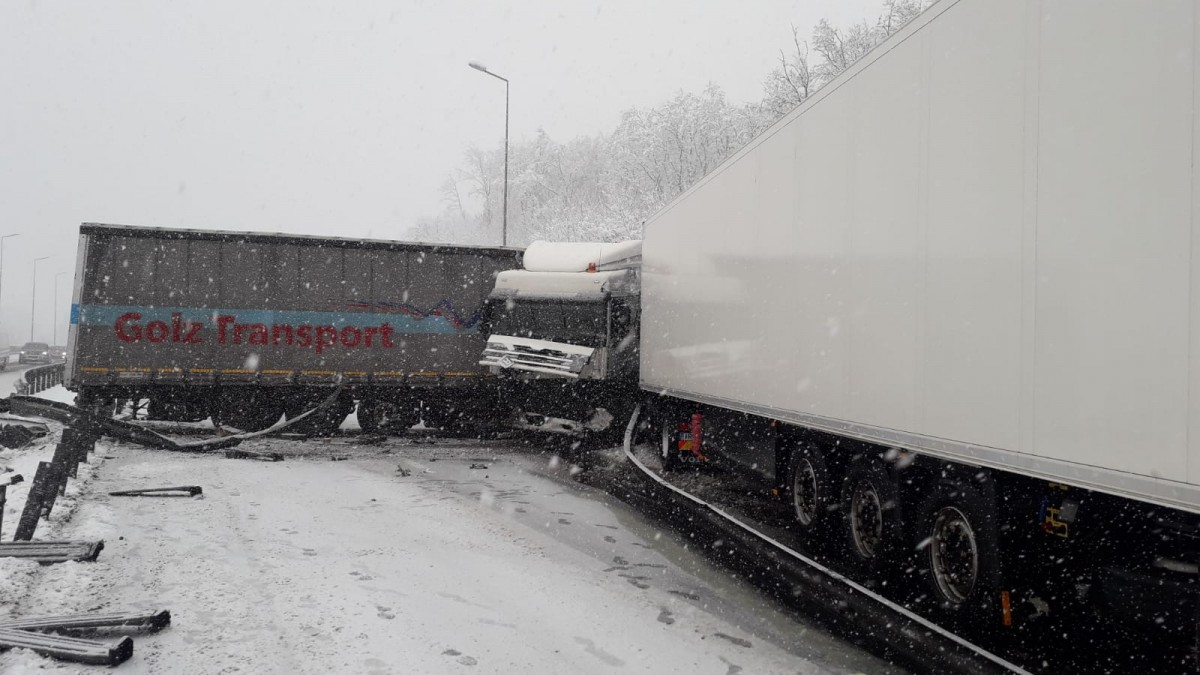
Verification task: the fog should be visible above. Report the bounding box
[1,0,876,345]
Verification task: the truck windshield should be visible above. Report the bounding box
[488,299,607,348]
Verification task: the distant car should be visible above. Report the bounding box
[18,342,51,365]
[51,345,67,361]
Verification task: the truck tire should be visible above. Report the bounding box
[841,457,904,573]
[787,443,834,537]
[915,481,1001,627]
[285,393,354,436]
[357,399,417,435]
[214,390,284,432]
[147,393,208,422]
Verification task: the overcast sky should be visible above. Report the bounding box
[1,0,881,344]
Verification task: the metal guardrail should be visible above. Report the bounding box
[21,363,65,395]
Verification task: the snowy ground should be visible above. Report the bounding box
[0,419,894,674]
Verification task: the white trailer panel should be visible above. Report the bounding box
[641,0,1200,512]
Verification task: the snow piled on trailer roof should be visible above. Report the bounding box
[523,240,641,272]
[491,269,637,299]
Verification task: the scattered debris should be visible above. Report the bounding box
[110,486,203,498]
[224,449,284,462]
[469,463,488,470]
[0,540,105,564]
[0,415,49,449]
[396,466,411,477]
[0,627,132,666]
[330,455,348,461]
[0,610,168,666]
[358,433,387,445]
[8,387,344,454]
[0,609,171,633]
[14,430,97,541]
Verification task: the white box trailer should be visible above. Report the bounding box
[644,0,1200,514]
[638,0,1200,642]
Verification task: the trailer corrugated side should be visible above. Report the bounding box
[641,0,1200,514]
[66,223,521,429]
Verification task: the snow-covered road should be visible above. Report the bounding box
[1,432,895,674]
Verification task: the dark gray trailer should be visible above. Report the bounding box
[66,223,522,432]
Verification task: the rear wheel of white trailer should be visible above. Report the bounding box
[786,443,834,536]
[841,458,903,575]
[914,481,1001,627]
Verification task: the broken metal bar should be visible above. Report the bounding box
[0,627,132,666]
[0,540,105,563]
[8,386,345,453]
[0,609,171,633]
[109,486,203,497]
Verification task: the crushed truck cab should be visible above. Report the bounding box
[481,240,640,436]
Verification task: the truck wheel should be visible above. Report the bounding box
[916,481,1001,626]
[357,399,416,435]
[148,394,208,422]
[214,392,284,432]
[788,444,833,535]
[285,393,353,436]
[841,458,903,571]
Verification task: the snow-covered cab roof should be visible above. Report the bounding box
[522,240,641,273]
[490,268,638,301]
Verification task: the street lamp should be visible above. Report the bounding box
[30,256,48,342]
[468,60,509,247]
[53,272,67,346]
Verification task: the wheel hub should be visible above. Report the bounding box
[793,460,819,526]
[850,484,883,559]
[929,506,979,605]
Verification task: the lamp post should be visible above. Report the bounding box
[468,60,509,247]
[30,256,48,342]
[53,272,66,346]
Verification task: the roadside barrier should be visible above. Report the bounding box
[21,363,64,395]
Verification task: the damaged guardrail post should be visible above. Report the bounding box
[14,462,51,541]
[61,428,93,480]
[11,427,98,541]
[0,473,24,541]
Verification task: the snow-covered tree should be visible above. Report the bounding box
[762,0,932,117]
[410,0,935,247]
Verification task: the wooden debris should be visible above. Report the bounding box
[0,609,171,633]
[224,449,284,462]
[0,540,105,564]
[0,627,133,666]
